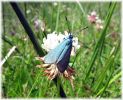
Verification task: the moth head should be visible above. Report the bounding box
[69,33,73,39]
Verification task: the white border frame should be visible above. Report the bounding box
[0,0,122,99]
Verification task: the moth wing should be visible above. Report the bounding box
[44,39,69,64]
[57,41,72,73]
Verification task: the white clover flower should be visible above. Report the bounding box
[42,32,59,52]
[57,32,66,43]
[95,19,104,30]
[73,37,80,49]
[41,31,80,56]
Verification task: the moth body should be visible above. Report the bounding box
[44,34,73,73]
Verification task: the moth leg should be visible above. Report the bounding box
[36,65,42,68]
[63,67,75,90]
[42,64,50,68]
[47,65,54,70]
[35,57,44,62]
[36,64,50,68]
[50,66,59,80]
[48,64,59,80]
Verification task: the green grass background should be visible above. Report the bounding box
[2,2,121,98]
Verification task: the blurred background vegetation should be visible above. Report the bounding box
[2,2,121,98]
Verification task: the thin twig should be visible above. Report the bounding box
[2,35,20,53]
[10,2,44,56]
[0,46,16,67]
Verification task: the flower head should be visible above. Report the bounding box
[41,32,60,52]
[34,17,45,32]
[87,11,99,23]
[36,57,75,89]
[87,11,104,30]
[41,31,80,56]
[36,31,80,89]
[9,26,16,36]
[95,19,104,30]
[9,30,16,36]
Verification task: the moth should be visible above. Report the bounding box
[36,17,88,88]
[43,34,73,73]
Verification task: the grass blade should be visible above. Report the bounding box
[55,3,60,32]
[85,2,117,79]
[93,40,120,93]
[95,71,121,97]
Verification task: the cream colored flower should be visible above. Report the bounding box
[41,31,80,56]
[95,19,104,30]
[41,32,59,52]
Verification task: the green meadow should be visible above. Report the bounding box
[2,2,121,98]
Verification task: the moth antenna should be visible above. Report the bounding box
[76,26,88,33]
[80,26,88,31]
[65,16,71,34]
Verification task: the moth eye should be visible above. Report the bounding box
[58,40,60,43]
